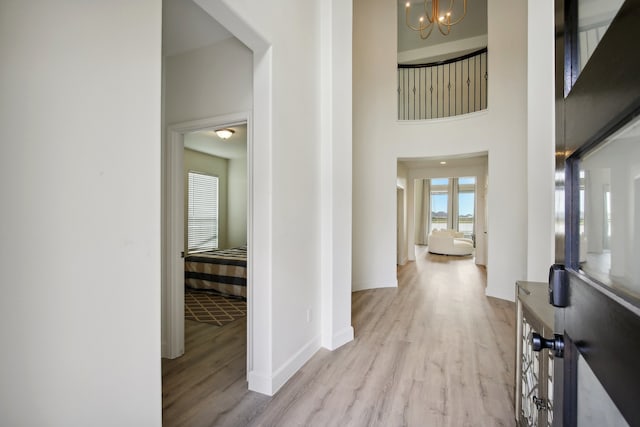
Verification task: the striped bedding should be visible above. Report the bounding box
[184,246,247,298]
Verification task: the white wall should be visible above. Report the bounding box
[193,0,354,393]
[0,1,161,425]
[526,0,556,281]
[353,0,528,300]
[164,38,252,125]
[228,156,248,247]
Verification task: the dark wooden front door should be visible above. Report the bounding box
[554,0,640,425]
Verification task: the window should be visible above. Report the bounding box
[457,177,476,238]
[187,171,218,253]
[427,176,476,239]
[429,178,449,234]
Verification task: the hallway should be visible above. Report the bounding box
[162,247,515,426]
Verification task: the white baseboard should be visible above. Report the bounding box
[272,335,321,393]
[352,280,398,291]
[248,334,321,396]
[486,285,516,303]
[247,370,274,396]
[324,326,354,351]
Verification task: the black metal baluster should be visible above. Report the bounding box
[474,55,477,111]
[419,67,422,119]
[397,48,487,120]
[467,58,470,114]
[430,67,433,119]
[447,63,451,117]
[479,53,482,112]
[413,69,417,120]
[398,72,400,119]
[484,53,488,109]
[406,68,410,120]
[441,64,444,118]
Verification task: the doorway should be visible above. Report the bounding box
[398,154,488,265]
[161,0,274,395]
[164,113,250,360]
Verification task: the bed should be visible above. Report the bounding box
[184,246,247,298]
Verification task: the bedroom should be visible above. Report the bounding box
[182,125,248,316]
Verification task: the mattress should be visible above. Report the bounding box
[184,246,247,298]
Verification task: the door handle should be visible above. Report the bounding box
[531,332,565,358]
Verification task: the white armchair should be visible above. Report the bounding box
[427,229,474,256]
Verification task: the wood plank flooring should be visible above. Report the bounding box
[162,247,516,426]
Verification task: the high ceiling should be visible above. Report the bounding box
[398,0,487,63]
[163,1,246,160]
[163,0,486,62]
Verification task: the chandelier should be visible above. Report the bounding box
[405,0,468,39]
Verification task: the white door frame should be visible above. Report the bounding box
[396,186,406,265]
[164,112,252,371]
[184,0,274,395]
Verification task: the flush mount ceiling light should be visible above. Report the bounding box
[214,128,235,140]
[405,0,467,39]
[440,161,447,165]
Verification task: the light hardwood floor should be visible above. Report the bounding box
[162,247,516,426]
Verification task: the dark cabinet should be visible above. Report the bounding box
[515,281,556,427]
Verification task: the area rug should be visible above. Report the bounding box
[184,290,247,326]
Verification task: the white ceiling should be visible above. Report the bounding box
[184,124,247,159]
[398,152,488,170]
[163,1,246,159]
[162,0,233,57]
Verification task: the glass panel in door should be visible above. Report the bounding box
[577,0,625,73]
[578,115,640,299]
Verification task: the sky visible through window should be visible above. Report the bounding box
[458,193,474,216]
[430,177,475,215]
[432,194,448,212]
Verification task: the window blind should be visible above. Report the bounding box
[187,171,218,253]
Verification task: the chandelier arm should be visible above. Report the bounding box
[420,24,435,39]
[436,22,452,36]
[406,5,433,32]
[444,0,467,26]
[424,0,436,23]
[444,0,455,14]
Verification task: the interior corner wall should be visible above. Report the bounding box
[353,0,528,301]
[320,0,355,352]
[0,1,161,425]
[183,149,229,250]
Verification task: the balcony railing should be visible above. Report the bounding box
[398,48,488,120]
